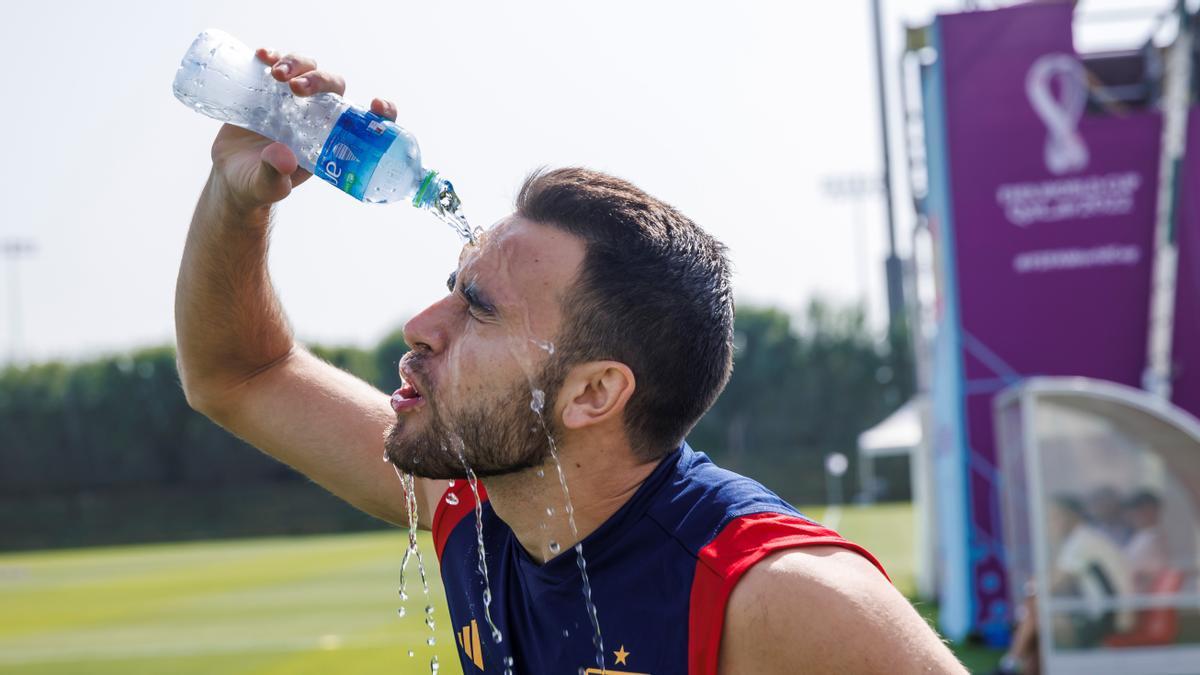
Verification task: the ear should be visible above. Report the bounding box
[559,361,636,431]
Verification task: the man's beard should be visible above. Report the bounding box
[384,355,567,479]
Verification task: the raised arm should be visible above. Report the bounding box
[175,48,444,529]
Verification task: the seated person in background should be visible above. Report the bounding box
[1123,490,1170,593]
[1051,495,1135,645]
[1086,485,1132,546]
[995,496,1134,675]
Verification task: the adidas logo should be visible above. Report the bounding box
[457,619,484,670]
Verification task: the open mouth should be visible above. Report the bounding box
[391,381,425,413]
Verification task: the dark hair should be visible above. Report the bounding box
[1053,495,1086,519]
[1125,490,1162,510]
[516,167,734,460]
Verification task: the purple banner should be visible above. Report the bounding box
[927,3,1159,641]
[1172,109,1200,418]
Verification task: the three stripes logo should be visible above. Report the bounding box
[457,619,485,670]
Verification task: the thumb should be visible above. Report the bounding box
[252,143,299,204]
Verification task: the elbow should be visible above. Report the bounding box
[176,359,233,422]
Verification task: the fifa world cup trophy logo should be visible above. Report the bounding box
[1025,53,1089,175]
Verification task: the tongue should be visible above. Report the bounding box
[397,383,420,399]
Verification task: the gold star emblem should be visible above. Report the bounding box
[613,645,630,666]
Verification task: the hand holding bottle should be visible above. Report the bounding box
[206,48,400,212]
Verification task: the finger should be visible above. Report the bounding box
[290,69,346,97]
[271,53,318,81]
[253,143,298,203]
[291,167,313,187]
[255,48,281,66]
[261,142,298,176]
[371,98,398,121]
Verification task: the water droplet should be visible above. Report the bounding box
[492,627,503,644]
[529,338,556,354]
[536,468,545,478]
[445,492,460,505]
[546,506,555,517]
[399,590,409,601]
[483,588,492,605]
[408,650,415,657]
[431,655,440,673]
[549,540,561,554]
[427,636,436,645]
[397,606,406,618]
[425,604,434,615]
[447,479,456,487]
[563,628,570,637]
[530,389,545,413]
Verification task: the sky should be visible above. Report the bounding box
[0,0,1172,363]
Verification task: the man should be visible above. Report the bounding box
[1123,490,1169,593]
[1050,496,1134,643]
[1085,486,1132,547]
[996,496,1134,674]
[175,46,965,674]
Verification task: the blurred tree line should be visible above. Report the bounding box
[0,302,911,550]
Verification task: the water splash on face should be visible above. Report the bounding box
[529,337,556,355]
[439,225,605,672]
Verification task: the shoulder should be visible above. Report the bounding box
[648,446,802,555]
[719,546,966,675]
[431,479,487,561]
[1064,526,1123,563]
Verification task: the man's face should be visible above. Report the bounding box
[1128,503,1160,529]
[1048,503,1080,541]
[384,216,587,479]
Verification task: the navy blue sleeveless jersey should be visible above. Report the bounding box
[432,443,885,675]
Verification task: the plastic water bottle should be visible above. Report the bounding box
[173,29,471,237]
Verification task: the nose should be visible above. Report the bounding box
[403,295,457,356]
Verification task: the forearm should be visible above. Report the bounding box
[175,170,295,411]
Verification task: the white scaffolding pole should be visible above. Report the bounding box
[1144,1,1193,400]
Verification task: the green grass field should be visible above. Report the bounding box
[0,503,1000,674]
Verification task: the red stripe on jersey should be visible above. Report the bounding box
[686,512,888,675]
[432,481,489,562]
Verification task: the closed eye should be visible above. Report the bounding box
[447,270,496,319]
[461,281,496,317]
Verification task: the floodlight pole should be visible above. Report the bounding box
[820,174,881,306]
[871,0,908,341]
[1,239,36,366]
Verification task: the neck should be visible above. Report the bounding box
[481,435,664,563]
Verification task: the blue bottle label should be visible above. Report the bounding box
[314,108,399,200]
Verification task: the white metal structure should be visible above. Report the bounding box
[995,377,1200,674]
[857,395,937,599]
